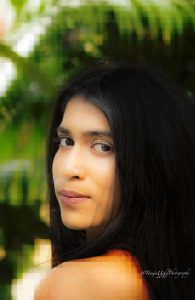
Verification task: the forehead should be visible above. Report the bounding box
[60,96,110,130]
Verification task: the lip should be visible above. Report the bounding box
[58,189,90,198]
[57,189,90,205]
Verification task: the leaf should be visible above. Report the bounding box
[10,0,28,16]
[0,41,55,94]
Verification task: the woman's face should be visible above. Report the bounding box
[52,95,120,240]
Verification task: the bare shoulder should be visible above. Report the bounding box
[34,253,149,300]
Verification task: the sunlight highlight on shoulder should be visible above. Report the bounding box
[34,252,149,300]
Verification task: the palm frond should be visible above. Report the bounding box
[0,41,55,93]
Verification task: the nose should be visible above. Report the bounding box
[60,146,85,181]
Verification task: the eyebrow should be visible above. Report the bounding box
[56,126,113,138]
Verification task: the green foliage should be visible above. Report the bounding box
[0,121,46,206]
[0,203,49,296]
[0,42,55,94]
[10,0,28,15]
[0,2,194,127]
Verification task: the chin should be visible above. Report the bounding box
[60,217,88,230]
[61,220,83,230]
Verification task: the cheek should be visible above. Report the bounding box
[92,158,116,196]
[93,160,119,224]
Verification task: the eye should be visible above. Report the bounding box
[55,136,74,147]
[93,142,113,152]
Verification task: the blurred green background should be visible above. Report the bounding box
[0,0,195,299]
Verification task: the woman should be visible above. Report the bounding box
[35,61,195,299]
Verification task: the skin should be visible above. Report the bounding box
[34,249,149,300]
[52,95,121,241]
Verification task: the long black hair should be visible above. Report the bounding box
[46,61,195,300]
